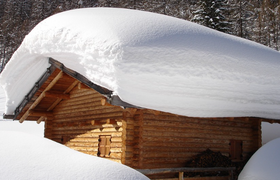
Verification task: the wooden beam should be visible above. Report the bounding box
[91,119,117,126]
[78,82,90,89]
[65,80,80,93]
[47,80,79,111]
[101,97,114,106]
[37,116,47,124]
[179,172,184,180]
[19,71,63,123]
[148,109,161,116]
[45,92,70,99]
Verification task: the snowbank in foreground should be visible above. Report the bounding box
[1,8,280,119]
[0,87,44,136]
[238,137,280,180]
[0,131,148,180]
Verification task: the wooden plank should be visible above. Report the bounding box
[37,116,47,124]
[54,99,104,113]
[19,71,63,123]
[47,80,79,111]
[54,111,124,121]
[29,110,53,117]
[54,104,121,116]
[45,92,70,99]
[179,172,184,180]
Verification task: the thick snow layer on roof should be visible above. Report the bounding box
[238,137,280,180]
[1,8,280,119]
[0,131,148,180]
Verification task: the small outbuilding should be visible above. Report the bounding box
[1,8,280,179]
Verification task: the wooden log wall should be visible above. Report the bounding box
[45,86,125,163]
[139,110,262,169]
[42,75,262,169]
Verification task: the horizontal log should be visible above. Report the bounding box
[69,147,98,152]
[111,137,122,143]
[110,152,122,159]
[54,108,123,119]
[54,113,124,122]
[143,109,254,122]
[142,146,229,153]
[70,89,98,97]
[66,137,99,143]
[143,130,253,141]
[52,125,123,133]
[52,123,122,131]
[66,142,99,147]
[55,97,101,109]
[91,119,117,126]
[52,131,122,138]
[110,143,122,148]
[55,102,113,115]
[143,116,253,129]
[143,127,252,139]
[141,150,228,159]
[141,157,195,165]
[55,99,104,112]
[110,148,122,153]
[142,119,253,133]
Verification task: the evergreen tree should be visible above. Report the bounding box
[229,0,255,39]
[192,0,231,33]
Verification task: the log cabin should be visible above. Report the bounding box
[1,8,280,179]
[3,58,264,169]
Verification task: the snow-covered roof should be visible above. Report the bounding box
[1,8,280,119]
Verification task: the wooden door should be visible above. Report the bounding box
[98,135,111,157]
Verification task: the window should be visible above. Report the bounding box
[98,135,111,157]
[229,140,243,161]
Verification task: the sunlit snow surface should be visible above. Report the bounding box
[238,137,280,180]
[1,8,280,119]
[0,131,148,180]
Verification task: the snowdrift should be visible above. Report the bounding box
[1,8,280,119]
[0,131,148,180]
[238,137,280,180]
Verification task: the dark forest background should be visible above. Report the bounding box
[0,0,279,70]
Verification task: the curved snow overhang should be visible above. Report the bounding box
[2,8,280,121]
[3,58,280,124]
[4,58,141,121]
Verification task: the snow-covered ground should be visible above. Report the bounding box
[0,87,44,136]
[0,131,148,180]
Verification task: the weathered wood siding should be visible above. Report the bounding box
[45,86,125,163]
[138,110,261,169]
